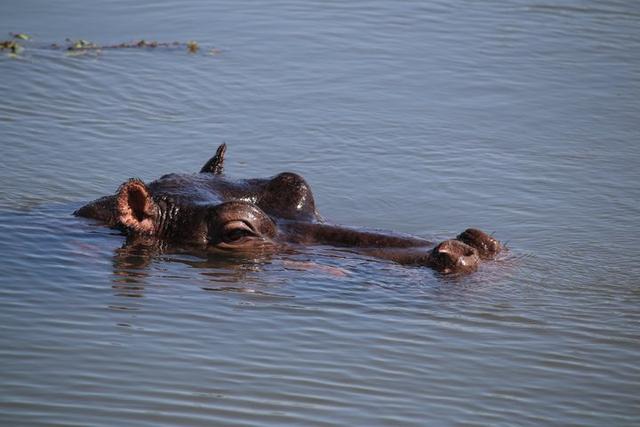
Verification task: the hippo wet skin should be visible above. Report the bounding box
[75,144,502,274]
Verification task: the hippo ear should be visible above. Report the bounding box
[116,179,158,234]
[200,143,227,174]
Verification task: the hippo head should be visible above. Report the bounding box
[115,178,278,251]
[110,169,322,252]
[77,144,319,252]
[76,144,503,274]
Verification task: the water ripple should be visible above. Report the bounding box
[2,0,640,425]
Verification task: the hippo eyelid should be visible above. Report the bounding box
[221,222,256,243]
[221,220,256,235]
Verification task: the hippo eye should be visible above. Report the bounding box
[225,228,252,241]
[220,221,256,243]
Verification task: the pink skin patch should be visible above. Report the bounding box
[283,260,349,277]
[116,180,156,234]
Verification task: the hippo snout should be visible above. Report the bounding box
[456,228,502,260]
[74,144,505,275]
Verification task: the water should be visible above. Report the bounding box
[1,0,639,425]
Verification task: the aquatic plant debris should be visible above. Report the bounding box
[1,33,218,58]
[0,40,23,54]
[11,32,31,40]
[67,39,99,50]
[61,38,206,54]
[187,40,199,53]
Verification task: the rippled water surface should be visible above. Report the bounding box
[1,1,639,425]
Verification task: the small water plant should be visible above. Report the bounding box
[2,33,217,58]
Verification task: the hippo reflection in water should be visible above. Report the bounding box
[75,144,502,274]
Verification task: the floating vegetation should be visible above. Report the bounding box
[2,33,219,58]
[0,40,23,54]
[186,40,199,54]
[10,32,31,40]
[1,33,33,57]
[61,38,206,55]
[66,38,99,50]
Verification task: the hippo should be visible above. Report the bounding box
[75,144,502,274]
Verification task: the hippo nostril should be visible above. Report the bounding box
[431,241,456,265]
[436,246,450,255]
[430,239,480,274]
